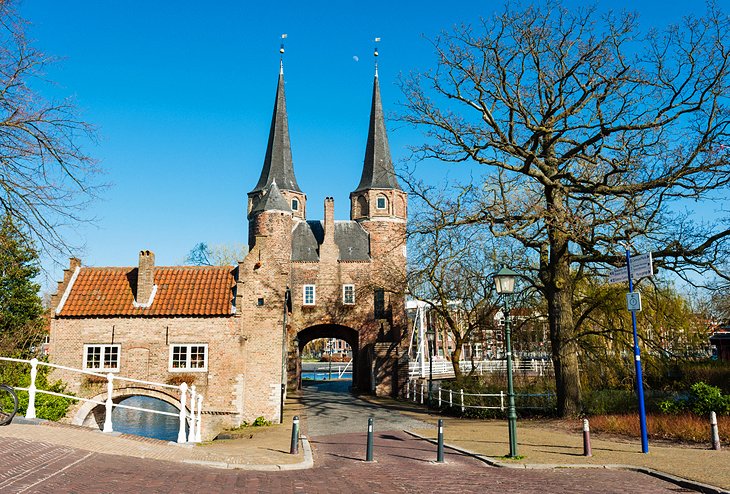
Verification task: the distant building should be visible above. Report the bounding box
[710,325,730,361]
[48,60,408,438]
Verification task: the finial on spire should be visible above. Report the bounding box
[374,37,380,78]
[279,34,287,74]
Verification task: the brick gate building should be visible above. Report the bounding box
[48,61,408,439]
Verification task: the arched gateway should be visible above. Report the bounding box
[48,59,407,440]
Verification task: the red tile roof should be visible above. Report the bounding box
[57,266,236,317]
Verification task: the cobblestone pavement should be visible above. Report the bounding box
[0,431,690,493]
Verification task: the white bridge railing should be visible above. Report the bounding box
[0,356,202,443]
[408,358,552,378]
[405,380,555,412]
[311,360,353,380]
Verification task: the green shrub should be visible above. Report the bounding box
[0,359,75,421]
[251,416,271,427]
[583,389,638,415]
[658,382,730,416]
[686,382,730,415]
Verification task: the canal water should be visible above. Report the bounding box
[302,371,352,380]
[111,396,186,442]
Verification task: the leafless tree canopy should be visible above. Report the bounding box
[0,0,99,259]
[401,1,730,415]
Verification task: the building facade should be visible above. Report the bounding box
[48,62,408,438]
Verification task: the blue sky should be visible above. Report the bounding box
[19,0,722,291]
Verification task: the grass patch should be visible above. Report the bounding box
[589,413,729,444]
[497,455,525,460]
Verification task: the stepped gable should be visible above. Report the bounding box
[57,265,236,317]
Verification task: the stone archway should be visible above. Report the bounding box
[73,386,185,429]
[293,324,360,391]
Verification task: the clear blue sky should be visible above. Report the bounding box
[20,0,721,291]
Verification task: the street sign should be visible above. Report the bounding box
[609,253,654,283]
[626,292,642,312]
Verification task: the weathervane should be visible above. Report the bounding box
[374,37,380,77]
[279,33,287,73]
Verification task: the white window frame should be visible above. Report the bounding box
[303,284,316,306]
[291,198,299,211]
[342,284,355,305]
[168,343,209,372]
[83,344,121,372]
[376,195,387,210]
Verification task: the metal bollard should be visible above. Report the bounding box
[711,411,721,451]
[437,419,444,463]
[290,415,300,454]
[583,418,592,457]
[366,417,374,462]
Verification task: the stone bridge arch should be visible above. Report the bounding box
[72,385,187,429]
[293,324,361,390]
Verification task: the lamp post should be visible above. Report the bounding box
[494,266,518,458]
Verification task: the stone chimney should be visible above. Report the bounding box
[323,197,335,244]
[136,250,155,305]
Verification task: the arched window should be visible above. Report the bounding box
[357,195,368,217]
[291,198,299,211]
[376,195,387,210]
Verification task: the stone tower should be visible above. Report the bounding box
[350,67,408,341]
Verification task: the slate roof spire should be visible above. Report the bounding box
[251,58,301,194]
[354,49,401,192]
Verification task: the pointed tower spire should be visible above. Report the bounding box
[354,55,400,192]
[248,40,307,222]
[251,45,301,194]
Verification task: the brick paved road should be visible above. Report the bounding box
[0,383,700,493]
[0,432,691,493]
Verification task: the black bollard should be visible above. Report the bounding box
[290,415,300,454]
[583,418,592,457]
[366,417,374,462]
[437,419,444,463]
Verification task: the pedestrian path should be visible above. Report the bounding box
[361,394,729,493]
[0,383,727,493]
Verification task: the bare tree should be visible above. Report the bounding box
[0,0,99,259]
[184,242,247,266]
[407,182,533,378]
[401,2,730,415]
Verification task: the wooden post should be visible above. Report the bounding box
[103,373,114,433]
[25,358,38,419]
[196,395,203,442]
[189,385,197,442]
[177,383,188,443]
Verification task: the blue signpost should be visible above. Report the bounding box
[624,249,649,454]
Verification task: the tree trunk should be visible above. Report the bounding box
[451,343,463,380]
[548,283,581,416]
[544,183,582,417]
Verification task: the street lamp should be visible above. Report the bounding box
[427,326,435,408]
[494,266,518,458]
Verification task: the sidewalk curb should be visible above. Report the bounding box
[404,430,728,494]
[180,435,314,471]
[9,416,315,472]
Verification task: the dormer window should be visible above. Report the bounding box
[376,195,387,210]
[292,198,299,211]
